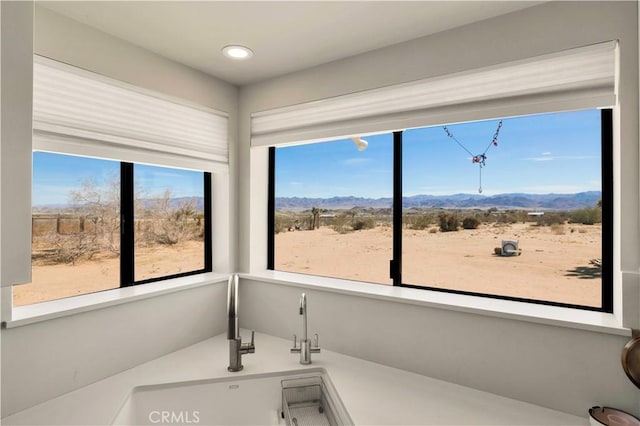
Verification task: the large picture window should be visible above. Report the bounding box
[15,152,212,307]
[269,108,612,312]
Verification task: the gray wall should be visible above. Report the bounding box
[1,7,236,416]
[237,1,640,418]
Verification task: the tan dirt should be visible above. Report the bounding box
[275,222,602,307]
[14,223,601,308]
[13,241,205,306]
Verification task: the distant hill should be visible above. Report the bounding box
[33,196,205,213]
[33,191,602,213]
[276,191,602,211]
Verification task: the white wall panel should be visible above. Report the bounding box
[240,278,639,418]
[1,1,33,288]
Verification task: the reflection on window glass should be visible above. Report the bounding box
[402,109,603,307]
[134,164,206,281]
[16,152,121,306]
[274,135,393,284]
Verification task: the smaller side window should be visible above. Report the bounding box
[15,152,212,307]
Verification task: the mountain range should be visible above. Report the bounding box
[33,192,602,213]
[275,191,602,211]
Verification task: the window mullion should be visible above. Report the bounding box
[267,148,276,270]
[120,162,135,286]
[601,108,613,313]
[392,131,403,286]
[204,172,213,272]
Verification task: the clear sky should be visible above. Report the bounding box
[32,152,204,206]
[276,108,602,198]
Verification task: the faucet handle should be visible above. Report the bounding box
[240,330,255,354]
[291,334,301,353]
[310,333,321,354]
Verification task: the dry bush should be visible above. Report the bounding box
[352,217,376,231]
[275,213,295,234]
[407,214,432,230]
[462,217,481,230]
[568,207,601,225]
[139,193,202,246]
[332,214,352,234]
[536,212,567,227]
[438,213,459,232]
[69,178,120,254]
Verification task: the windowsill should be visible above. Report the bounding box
[3,272,229,329]
[241,270,632,337]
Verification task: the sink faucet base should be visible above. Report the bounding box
[228,338,244,372]
[227,274,255,372]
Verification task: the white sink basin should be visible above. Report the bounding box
[111,368,352,426]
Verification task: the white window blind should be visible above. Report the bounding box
[33,56,229,173]
[251,41,617,147]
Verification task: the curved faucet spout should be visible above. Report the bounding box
[299,293,306,314]
[227,274,239,340]
[299,293,307,342]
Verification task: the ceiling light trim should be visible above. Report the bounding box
[222,45,254,60]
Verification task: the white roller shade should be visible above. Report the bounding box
[251,41,617,147]
[33,56,229,172]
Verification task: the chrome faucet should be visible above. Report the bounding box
[227,274,255,372]
[291,293,320,364]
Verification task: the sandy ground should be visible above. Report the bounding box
[275,222,602,307]
[15,223,601,308]
[13,241,205,306]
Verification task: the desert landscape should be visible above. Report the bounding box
[275,210,602,308]
[13,240,205,306]
[15,195,602,310]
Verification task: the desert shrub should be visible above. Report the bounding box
[352,217,376,231]
[496,212,520,224]
[568,207,601,225]
[408,214,432,230]
[550,223,565,235]
[139,195,202,246]
[438,213,459,232]
[35,232,100,265]
[428,227,438,234]
[332,214,352,234]
[536,212,567,226]
[275,213,295,234]
[462,217,481,229]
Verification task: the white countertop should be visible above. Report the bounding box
[2,331,587,425]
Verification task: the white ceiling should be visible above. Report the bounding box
[39,1,541,86]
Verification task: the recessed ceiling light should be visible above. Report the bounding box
[222,45,254,60]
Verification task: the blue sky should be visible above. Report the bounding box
[276,109,602,198]
[32,153,204,206]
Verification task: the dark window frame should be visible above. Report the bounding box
[120,162,213,286]
[268,109,613,313]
